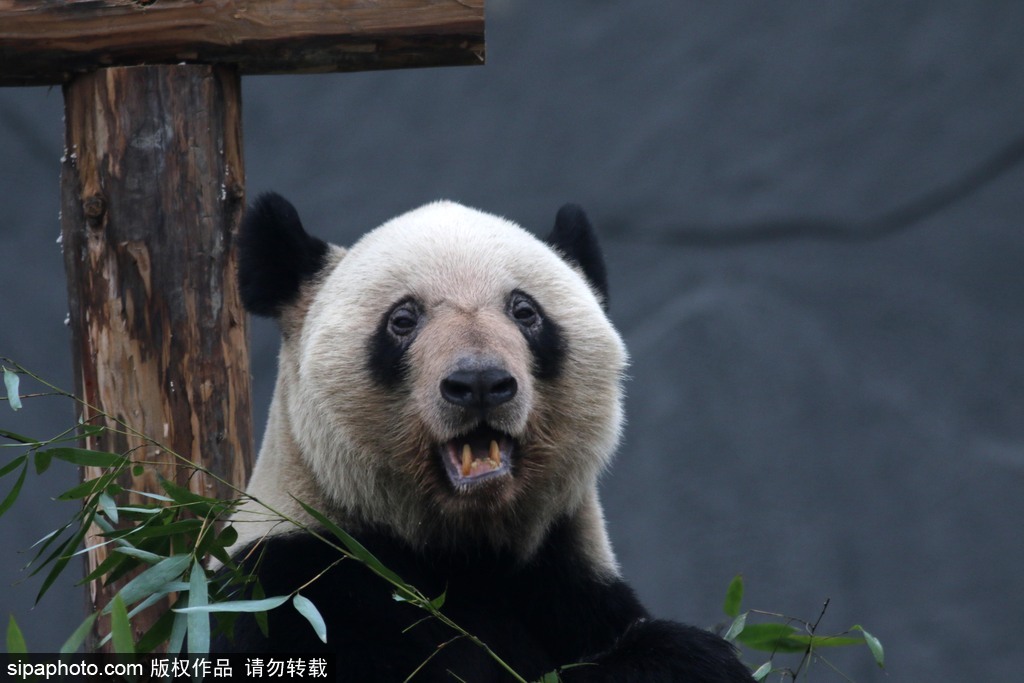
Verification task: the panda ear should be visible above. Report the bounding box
[237,192,331,318]
[546,204,610,308]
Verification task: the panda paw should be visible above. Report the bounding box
[560,618,754,683]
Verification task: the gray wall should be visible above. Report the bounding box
[2,2,1023,679]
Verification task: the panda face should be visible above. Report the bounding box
[243,197,626,552]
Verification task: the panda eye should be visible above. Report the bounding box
[388,303,421,336]
[509,292,540,327]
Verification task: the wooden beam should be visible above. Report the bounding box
[60,64,253,646]
[0,0,484,87]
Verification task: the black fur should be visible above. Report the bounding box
[527,307,566,381]
[238,192,330,317]
[367,298,419,388]
[215,521,753,682]
[546,204,610,308]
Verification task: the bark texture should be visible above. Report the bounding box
[60,64,253,647]
[0,0,485,86]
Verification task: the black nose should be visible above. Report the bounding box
[440,368,518,409]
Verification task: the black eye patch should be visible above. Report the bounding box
[367,298,421,389]
[507,290,565,381]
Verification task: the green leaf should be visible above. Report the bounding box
[187,559,210,656]
[60,612,99,655]
[0,428,35,444]
[723,612,746,642]
[56,473,118,501]
[114,547,165,565]
[751,661,772,681]
[81,546,129,584]
[126,489,173,502]
[735,623,805,653]
[0,461,28,517]
[35,512,95,603]
[786,634,864,649]
[46,447,126,468]
[167,596,188,656]
[109,594,134,654]
[159,476,229,517]
[34,450,53,475]
[78,423,106,439]
[295,498,408,589]
[723,575,744,618]
[173,595,290,614]
[539,672,561,683]
[104,519,203,541]
[429,590,447,611]
[110,555,190,609]
[252,582,270,638]
[135,604,176,654]
[6,614,27,654]
[853,625,885,668]
[0,454,27,479]
[3,367,22,411]
[98,492,119,524]
[292,594,327,644]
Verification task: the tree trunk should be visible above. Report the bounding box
[60,64,253,649]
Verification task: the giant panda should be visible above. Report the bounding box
[219,192,753,683]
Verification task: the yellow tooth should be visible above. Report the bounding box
[489,440,500,466]
[461,444,472,476]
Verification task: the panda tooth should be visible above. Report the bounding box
[461,443,472,476]
[489,440,500,466]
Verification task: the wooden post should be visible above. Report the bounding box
[2,0,484,651]
[60,63,252,646]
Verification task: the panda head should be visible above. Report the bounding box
[239,193,627,556]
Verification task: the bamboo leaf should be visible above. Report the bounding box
[736,623,805,653]
[853,625,885,668]
[723,575,744,618]
[292,594,327,644]
[46,447,126,468]
[126,489,173,502]
[786,634,865,648]
[0,428,35,444]
[295,498,408,589]
[167,596,188,656]
[110,555,190,609]
[104,519,203,541]
[173,596,290,614]
[56,473,118,501]
[98,492,119,524]
[3,367,22,411]
[60,612,99,655]
[0,462,28,517]
[6,614,27,653]
[110,594,134,654]
[135,605,176,654]
[752,661,772,681]
[0,454,26,479]
[33,450,52,475]
[114,547,165,565]
[187,559,210,656]
[253,582,270,638]
[723,612,746,642]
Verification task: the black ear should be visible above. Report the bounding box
[238,192,330,317]
[546,204,609,308]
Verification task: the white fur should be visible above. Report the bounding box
[230,202,627,577]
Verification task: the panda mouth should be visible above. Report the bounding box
[440,425,514,488]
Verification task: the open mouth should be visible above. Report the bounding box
[440,424,514,488]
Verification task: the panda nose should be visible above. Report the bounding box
[440,368,518,409]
